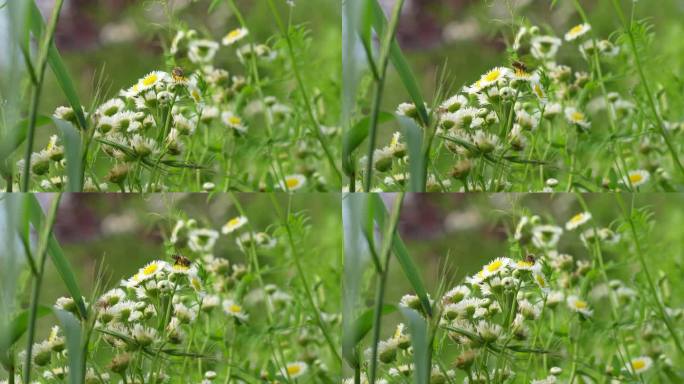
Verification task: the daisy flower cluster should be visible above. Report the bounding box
[353,209,683,383]
[357,21,682,192]
[20,19,334,192]
[16,212,337,383]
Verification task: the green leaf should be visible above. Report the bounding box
[28,1,87,130]
[369,194,432,316]
[370,0,429,126]
[26,196,87,318]
[52,118,83,192]
[351,305,396,345]
[342,112,393,176]
[54,309,85,384]
[8,306,51,347]
[396,115,426,192]
[400,307,430,384]
[0,116,51,173]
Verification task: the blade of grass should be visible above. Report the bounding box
[20,0,66,191]
[369,194,432,316]
[363,0,406,191]
[400,307,430,384]
[396,115,426,192]
[23,193,61,384]
[368,192,404,384]
[53,309,85,384]
[26,195,87,318]
[27,1,87,130]
[342,112,393,177]
[369,0,428,126]
[52,118,83,191]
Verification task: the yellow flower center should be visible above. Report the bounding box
[534,84,544,97]
[517,260,534,268]
[143,263,158,276]
[173,264,189,272]
[574,300,587,309]
[287,365,301,375]
[142,74,158,87]
[228,116,242,125]
[191,277,201,291]
[484,70,501,82]
[229,304,242,313]
[569,25,584,35]
[535,274,547,287]
[632,360,646,370]
[571,112,585,122]
[191,90,200,101]
[570,213,585,224]
[227,29,242,40]
[228,218,241,227]
[486,260,503,273]
[629,174,643,184]
[286,178,300,189]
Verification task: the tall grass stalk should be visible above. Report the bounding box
[20,0,65,192]
[363,0,405,192]
[22,193,62,384]
[615,194,684,354]
[265,0,342,185]
[368,192,404,383]
[269,194,342,364]
[609,0,684,179]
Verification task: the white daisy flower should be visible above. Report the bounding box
[564,107,590,128]
[221,111,247,133]
[222,27,248,46]
[441,94,468,112]
[222,216,248,234]
[625,356,653,375]
[188,39,220,64]
[565,23,591,41]
[532,225,563,248]
[565,212,592,230]
[137,71,169,91]
[625,170,650,188]
[566,295,593,316]
[478,67,511,88]
[222,299,248,321]
[481,257,511,278]
[187,228,219,253]
[96,98,126,117]
[280,174,306,191]
[281,361,308,379]
[530,36,562,59]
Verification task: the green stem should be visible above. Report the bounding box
[616,194,684,353]
[269,194,342,363]
[609,0,684,178]
[265,0,342,185]
[363,0,406,192]
[21,0,65,192]
[368,192,404,384]
[23,193,62,384]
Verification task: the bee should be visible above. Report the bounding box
[512,60,528,73]
[172,67,186,82]
[172,254,192,268]
[525,254,536,264]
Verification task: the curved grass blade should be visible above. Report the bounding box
[52,118,83,192]
[53,309,84,384]
[342,112,393,176]
[369,194,432,316]
[370,0,428,126]
[28,1,87,130]
[26,195,87,319]
[400,307,430,384]
[396,115,426,192]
